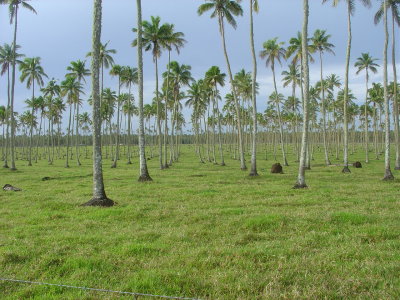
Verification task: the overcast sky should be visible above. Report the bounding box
[0,0,394,128]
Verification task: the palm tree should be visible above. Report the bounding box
[66,60,90,166]
[322,0,371,173]
[19,57,47,166]
[354,53,379,164]
[198,0,247,171]
[0,0,36,170]
[0,43,24,168]
[135,1,152,181]
[260,37,289,166]
[132,16,171,170]
[109,64,123,168]
[205,66,226,166]
[294,0,310,189]
[82,0,113,207]
[311,29,335,166]
[375,0,400,170]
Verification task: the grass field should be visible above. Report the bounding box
[1,145,399,299]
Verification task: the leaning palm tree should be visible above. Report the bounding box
[311,29,335,166]
[82,0,114,207]
[135,0,152,181]
[132,16,171,170]
[322,0,371,173]
[294,0,310,189]
[198,0,247,171]
[375,0,400,170]
[0,0,36,170]
[354,53,379,164]
[67,60,90,166]
[260,37,289,166]
[19,57,47,166]
[0,43,24,168]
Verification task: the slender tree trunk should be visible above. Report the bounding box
[28,80,35,166]
[137,0,152,181]
[383,0,394,180]
[83,0,113,206]
[364,70,369,163]
[3,67,10,168]
[392,10,400,170]
[249,0,258,176]
[342,2,351,173]
[294,0,309,189]
[219,15,246,170]
[112,76,121,168]
[319,52,331,166]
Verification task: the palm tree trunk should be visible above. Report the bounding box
[28,80,35,166]
[319,52,331,166]
[342,2,351,173]
[83,0,113,206]
[219,15,246,170]
[392,10,400,170]
[364,70,369,163]
[3,66,11,168]
[383,0,394,180]
[294,0,309,189]
[136,0,152,181]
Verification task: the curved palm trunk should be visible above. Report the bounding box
[294,0,309,189]
[219,15,246,170]
[249,0,258,176]
[319,52,331,166]
[83,0,113,206]
[383,0,394,180]
[137,0,152,181]
[342,2,351,173]
[3,66,11,168]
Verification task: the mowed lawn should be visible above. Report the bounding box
[0,145,399,299]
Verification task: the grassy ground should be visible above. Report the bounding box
[0,145,399,299]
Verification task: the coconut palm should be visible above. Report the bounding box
[0,0,36,170]
[0,43,24,168]
[109,64,123,168]
[294,0,310,188]
[322,0,371,173]
[132,16,171,170]
[198,0,247,170]
[354,53,379,164]
[19,57,47,166]
[260,37,289,166]
[375,0,400,170]
[82,0,113,207]
[311,29,335,166]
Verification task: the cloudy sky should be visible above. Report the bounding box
[0,0,394,127]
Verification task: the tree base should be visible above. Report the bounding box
[248,172,259,177]
[220,162,226,166]
[164,164,169,169]
[81,197,114,207]
[342,166,351,173]
[126,161,132,165]
[3,164,9,169]
[383,170,394,181]
[10,167,17,171]
[293,183,308,189]
[111,164,116,169]
[241,167,248,171]
[138,174,153,182]
[395,166,400,171]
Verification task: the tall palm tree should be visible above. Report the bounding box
[322,0,371,173]
[260,37,289,166]
[198,0,247,171]
[354,53,379,164]
[311,29,335,166]
[294,0,310,188]
[83,0,113,207]
[1,0,36,170]
[132,16,171,170]
[0,43,24,168]
[135,0,152,181]
[67,60,90,166]
[375,0,400,170]
[109,64,123,168]
[19,57,47,166]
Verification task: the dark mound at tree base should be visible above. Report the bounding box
[342,166,351,173]
[293,183,308,189]
[271,163,283,174]
[3,165,9,169]
[353,161,362,168]
[81,197,114,207]
[138,175,153,182]
[220,163,226,166]
[248,172,259,177]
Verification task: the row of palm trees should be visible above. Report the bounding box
[1,0,399,197]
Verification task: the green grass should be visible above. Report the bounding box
[0,145,399,299]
